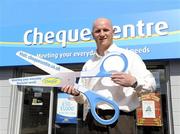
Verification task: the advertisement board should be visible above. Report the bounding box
[56,93,78,124]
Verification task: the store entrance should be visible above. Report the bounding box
[19,68,52,134]
[135,62,171,134]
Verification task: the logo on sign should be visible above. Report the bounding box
[42,77,61,86]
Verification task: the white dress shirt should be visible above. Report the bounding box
[75,43,156,114]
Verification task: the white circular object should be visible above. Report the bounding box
[103,55,125,72]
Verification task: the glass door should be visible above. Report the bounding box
[136,63,171,134]
[18,70,52,134]
[52,89,85,134]
[21,86,51,134]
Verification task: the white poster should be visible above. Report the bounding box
[142,100,155,118]
[56,93,78,124]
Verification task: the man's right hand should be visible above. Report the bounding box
[61,85,80,96]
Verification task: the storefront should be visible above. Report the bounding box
[1,0,180,134]
[1,58,179,134]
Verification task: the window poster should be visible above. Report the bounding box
[56,93,78,124]
[142,100,155,118]
[136,92,162,126]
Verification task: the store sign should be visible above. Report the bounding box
[0,0,180,66]
[23,20,168,47]
[56,93,78,124]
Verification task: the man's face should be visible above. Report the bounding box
[92,19,114,52]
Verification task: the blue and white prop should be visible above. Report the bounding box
[9,51,129,125]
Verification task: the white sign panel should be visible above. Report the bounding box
[142,100,155,118]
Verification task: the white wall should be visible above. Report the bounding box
[0,69,13,134]
[170,61,180,134]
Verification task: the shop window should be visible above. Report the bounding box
[136,66,170,134]
[21,87,51,134]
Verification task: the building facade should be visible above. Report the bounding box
[0,0,180,134]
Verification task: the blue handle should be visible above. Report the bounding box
[84,90,120,125]
[97,53,128,77]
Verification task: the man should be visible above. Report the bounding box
[61,18,156,134]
